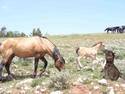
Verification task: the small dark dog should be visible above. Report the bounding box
[103,50,120,81]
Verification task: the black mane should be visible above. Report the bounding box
[52,47,65,64]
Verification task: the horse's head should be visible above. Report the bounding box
[104,49,115,63]
[52,47,65,71]
[92,42,105,50]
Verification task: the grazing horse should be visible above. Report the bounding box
[76,42,105,70]
[0,36,65,80]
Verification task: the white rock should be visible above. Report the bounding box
[6,90,12,94]
[77,77,83,83]
[50,91,63,94]
[115,84,119,87]
[34,85,47,94]
[98,79,107,86]
[93,86,99,90]
[107,87,115,94]
[121,84,125,88]
[16,78,33,89]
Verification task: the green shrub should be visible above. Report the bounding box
[31,79,42,87]
[49,71,71,90]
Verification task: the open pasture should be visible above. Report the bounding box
[0,33,125,94]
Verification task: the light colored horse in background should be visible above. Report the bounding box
[76,42,105,70]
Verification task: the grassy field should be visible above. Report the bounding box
[1,33,125,94]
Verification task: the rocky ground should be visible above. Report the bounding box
[0,34,125,94]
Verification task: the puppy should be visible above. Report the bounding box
[103,50,120,81]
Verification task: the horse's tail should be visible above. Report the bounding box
[76,47,80,55]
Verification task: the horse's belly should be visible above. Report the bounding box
[14,50,45,58]
[15,51,35,58]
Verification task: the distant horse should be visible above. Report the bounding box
[76,42,105,70]
[121,25,125,32]
[0,36,65,80]
[117,26,124,33]
[104,26,119,34]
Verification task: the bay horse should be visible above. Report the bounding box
[0,36,65,80]
[76,42,105,70]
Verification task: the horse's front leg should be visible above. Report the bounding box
[39,57,48,76]
[32,58,39,78]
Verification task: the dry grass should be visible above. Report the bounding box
[0,33,125,93]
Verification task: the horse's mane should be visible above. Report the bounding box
[92,42,102,47]
[40,36,65,64]
[40,36,57,47]
[52,47,65,64]
[41,36,48,39]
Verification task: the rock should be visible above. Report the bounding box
[77,77,83,83]
[0,87,5,94]
[121,84,125,88]
[93,86,99,90]
[115,84,119,87]
[15,78,33,89]
[50,91,63,94]
[98,79,107,86]
[69,84,90,94]
[34,85,47,94]
[107,87,115,94]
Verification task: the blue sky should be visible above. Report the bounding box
[0,0,125,35]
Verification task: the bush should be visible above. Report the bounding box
[31,79,42,87]
[49,71,71,90]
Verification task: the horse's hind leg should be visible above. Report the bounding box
[39,57,48,76]
[5,55,15,80]
[32,58,39,78]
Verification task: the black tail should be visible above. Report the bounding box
[76,47,79,55]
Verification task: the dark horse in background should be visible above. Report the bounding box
[105,26,125,34]
[0,36,65,81]
[104,26,119,34]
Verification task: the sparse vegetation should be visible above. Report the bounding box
[0,33,125,93]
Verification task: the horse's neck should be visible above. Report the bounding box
[93,44,101,51]
[52,47,60,60]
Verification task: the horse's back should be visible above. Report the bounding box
[1,36,50,57]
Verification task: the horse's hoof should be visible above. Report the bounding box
[0,77,6,82]
[6,75,14,81]
[0,77,3,81]
[31,74,36,78]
